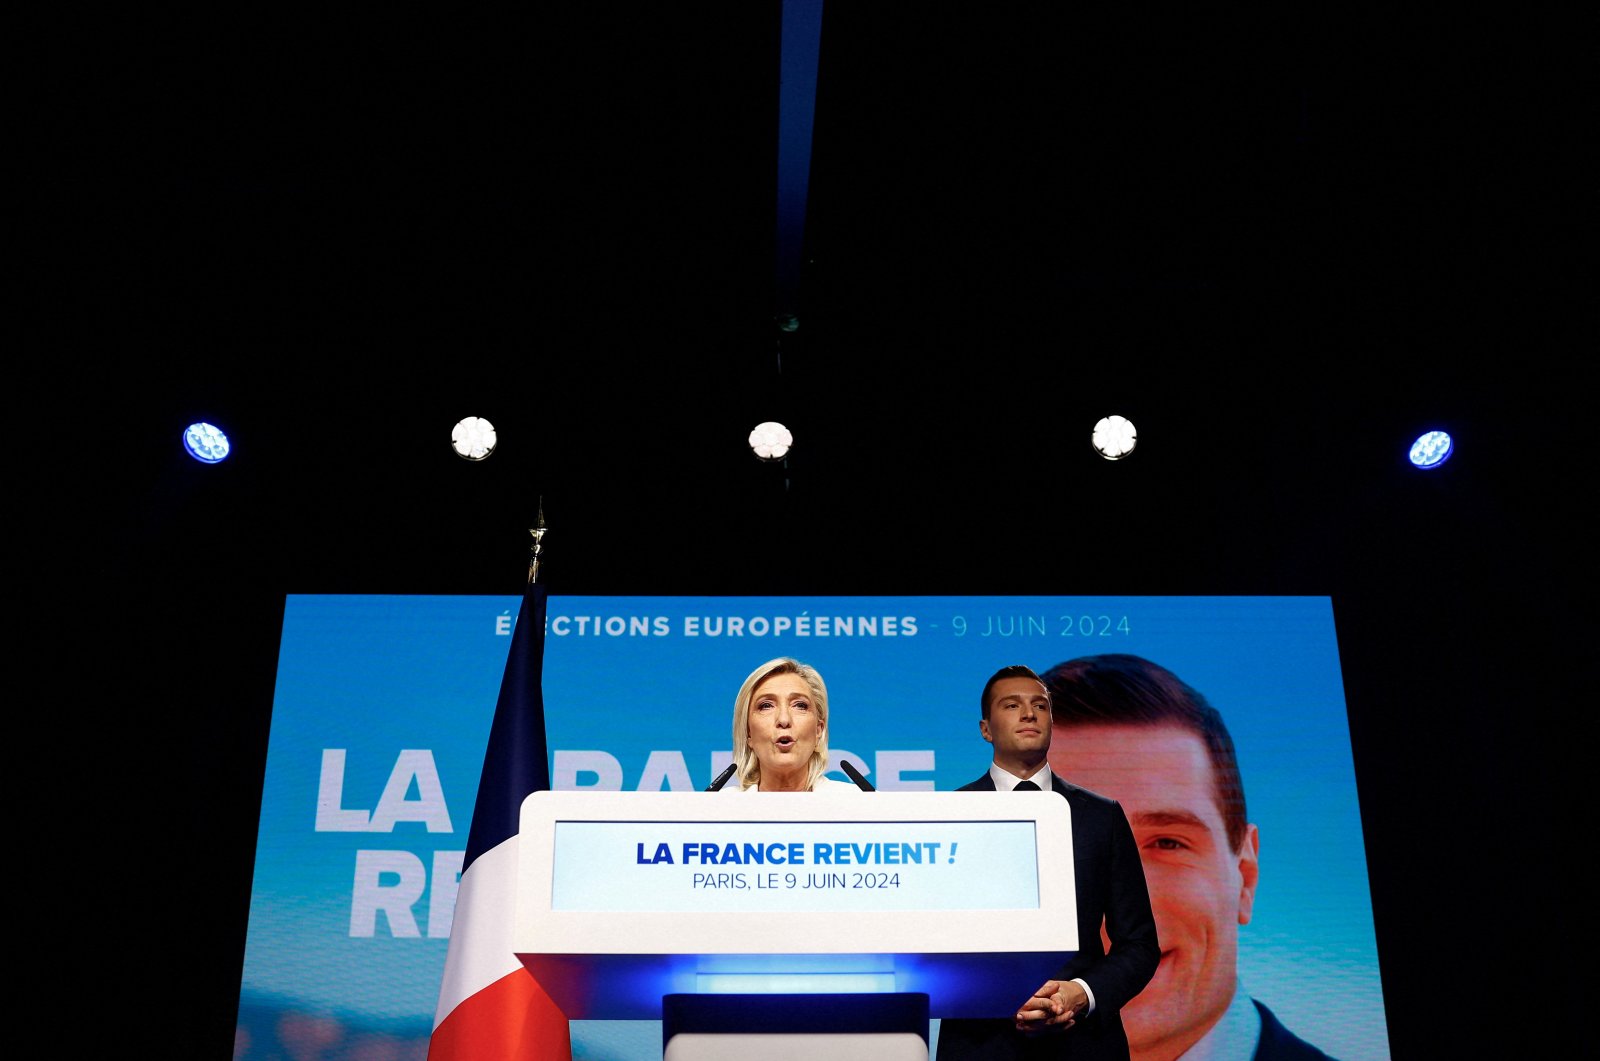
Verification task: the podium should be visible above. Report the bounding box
[514,789,1078,1058]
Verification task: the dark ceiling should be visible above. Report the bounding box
[84,6,1575,597]
[44,6,1582,1058]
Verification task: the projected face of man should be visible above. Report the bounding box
[1048,722,1260,1060]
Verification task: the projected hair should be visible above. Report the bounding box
[1042,653,1248,854]
[731,657,831,791]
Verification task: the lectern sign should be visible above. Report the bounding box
[553,818,1040,912]
[516,790,1078,1019]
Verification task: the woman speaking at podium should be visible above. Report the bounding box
[726,657,861,793]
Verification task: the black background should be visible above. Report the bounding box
[35,7,1584,1058]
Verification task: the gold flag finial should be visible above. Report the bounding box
[527,498,547,585]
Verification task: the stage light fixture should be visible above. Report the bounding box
[451,416,497,461]
[1408,429,1453,469]
[749,421,793,461]
[1091,415,1137,460]
[182,421,231,464]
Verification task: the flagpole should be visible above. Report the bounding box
[526,498,546,586]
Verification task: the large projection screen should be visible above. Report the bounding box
[236,595,1389,1060]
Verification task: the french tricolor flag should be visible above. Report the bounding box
[428,575,572,1061]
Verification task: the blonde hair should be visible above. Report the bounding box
[731,657,831,791]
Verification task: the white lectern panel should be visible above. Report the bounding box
[514,790,1077,1018]
[661,992,930,1061]
[663,1032,927,1061]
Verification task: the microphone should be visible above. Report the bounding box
[705,763,738,792]
[840,760,875,791]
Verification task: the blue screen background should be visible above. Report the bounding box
[236,594,1387,1060]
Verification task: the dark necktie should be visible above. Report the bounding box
[1013,779,1040,791]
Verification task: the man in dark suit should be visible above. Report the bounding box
[937,665,1160,1061]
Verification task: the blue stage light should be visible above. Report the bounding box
[1408,430,1453,469]
[182,422,231,464]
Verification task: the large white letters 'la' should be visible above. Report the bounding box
[316,749,454,833]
